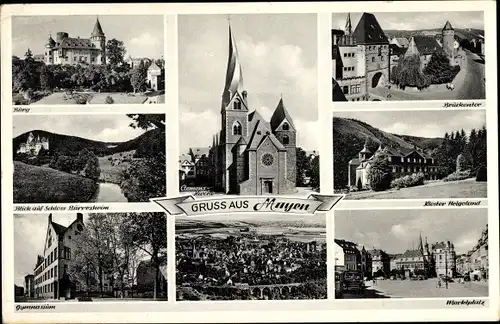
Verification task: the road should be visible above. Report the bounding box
[457,50,485,100]
[340,279,489,299]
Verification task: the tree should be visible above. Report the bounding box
[367,152,393,191]
[121,157,166,201]
[70,214,115,297]
[120,213,168,300]
[130,60,148,93]
[105,95,114,104]
[309,156,320,191]
[40,65,54,90]
[126,114,165,131]
[392,55,430,90]
[106,39,126,67]
[76,148,101,180]
[295,148,310,186]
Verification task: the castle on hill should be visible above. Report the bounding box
[43,17,106,66]
[17,132,49,156]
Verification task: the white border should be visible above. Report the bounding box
[1,1,498,323]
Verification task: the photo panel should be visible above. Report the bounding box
[12,113,166,204]
[334,208,489,299]
[175,213,326,301]
[332,109,488,200]
[12,15,165,106]
[14,212,169,302]
[331,11,485,102]
[177,14,319,197]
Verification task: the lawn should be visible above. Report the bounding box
[13,161,98,203]
[30,92,151,105]
[346,178,487,200]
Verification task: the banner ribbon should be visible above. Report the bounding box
[151,194,344,216]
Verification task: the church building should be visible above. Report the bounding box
[44,17,106,66]
[17,132,49,155]
[209,24,297,195]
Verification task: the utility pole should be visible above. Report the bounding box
[445,251,448,289]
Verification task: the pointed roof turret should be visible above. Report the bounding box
[46,33,56,48]
[360,140,371,154]
[91,17,105,37]
[417,232,424,251]
[345,13,352,35]
[270,97,295,131]
[221,22,244,111]
[442,20,454,31]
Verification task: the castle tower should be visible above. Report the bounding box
[442,20,455,60]
[270,97,297,184]
[345,13,353,35]
[358,140,371,161]
[220,22,248,193]
[90,17,106,64]
[44,33,56,65]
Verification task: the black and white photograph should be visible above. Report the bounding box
[176,213,326,301]
[178,14,319,196]
[334,209,489,299]
[331,11,485,101]
[13,114,166,203]
[14,212,168,302]
[12,15,165,105]
[333,110,487,199]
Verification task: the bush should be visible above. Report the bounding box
[476,165,487,182]
[105,95,114,104]
[391,172,425,189]
[74,95,87,105]
[443,170,472,182]
[367,152,393,191]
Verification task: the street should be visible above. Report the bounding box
[457,50,486,100]
[341,279,489,299]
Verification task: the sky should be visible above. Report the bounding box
[333,110,486,139]
[178,14,318,153]
[14,213,82,286]
[12,15,164,59]
[332,11,484,31]
[14,213,161,286]
[335,209,487,255]
[12,115,154,142]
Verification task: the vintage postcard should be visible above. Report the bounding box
[1,1,498,324]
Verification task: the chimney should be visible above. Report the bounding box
[77,213,83,221]
[48,214,52,223]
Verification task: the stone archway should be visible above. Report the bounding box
[262,287,271,300]
[281,286,290,299]
[251,287,261,299]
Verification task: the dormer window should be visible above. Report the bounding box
[282,122,289,131]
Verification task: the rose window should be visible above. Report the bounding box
[261,153,274,167]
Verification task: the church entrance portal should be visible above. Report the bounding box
[371,72,384,88]
[262,179,273,194]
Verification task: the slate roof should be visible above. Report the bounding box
[400,249,423,258]
[51,222,68,236]
[334,239,359,251]
[54,37,100,50]
[270,98,295,131]
[390,43,408,57]
[190,147,210,158]
[368,249,385,256]
[353,12,389,45]
[92,18,105,37]
[332,78,348,101]
[412,35,443,55]
[442,20,454,31]
[394,37,409,48]
[148,62,161,71]
[248,110,270,131]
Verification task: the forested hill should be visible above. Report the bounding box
[13,128,163,157]
[333,117,444,188]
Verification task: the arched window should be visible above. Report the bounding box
[282,122,289,131]
[233,99,241,110]
[283,135,289,145]
[232,122,242,135]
